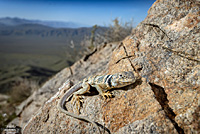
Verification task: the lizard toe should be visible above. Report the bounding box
[102,91,112,100]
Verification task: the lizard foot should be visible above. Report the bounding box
[102,91,112,100]
[71,95,83,114]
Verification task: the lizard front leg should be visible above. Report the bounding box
[72,78,90,113]
[93,85,112,100]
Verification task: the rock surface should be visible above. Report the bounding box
[13,0,200,134]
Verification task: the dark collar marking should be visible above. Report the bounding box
[107,75,112,87]
[104,75,110,83]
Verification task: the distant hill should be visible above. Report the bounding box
[0,23,107,49]
[0,17,89,28]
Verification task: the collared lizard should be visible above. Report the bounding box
[57,71,140,134]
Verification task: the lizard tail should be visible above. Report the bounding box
[57,81,101,134]
[58,105,101,134]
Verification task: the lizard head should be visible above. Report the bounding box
[110,71,139,88]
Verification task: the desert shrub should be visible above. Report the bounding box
[104,18,134,42]
[81,18,134,52]
[8,78,39,104]
[81,25,100,52]
[0,78,38,129]
[0,113,17,129]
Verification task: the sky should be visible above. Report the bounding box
[0,0,156,26]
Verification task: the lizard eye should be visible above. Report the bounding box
[119,74,123,77]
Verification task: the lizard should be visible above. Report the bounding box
[57,71,140,134]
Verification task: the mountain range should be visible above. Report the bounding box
[0,17,90,28]
[0,17,107,93]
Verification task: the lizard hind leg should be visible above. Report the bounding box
[72,79,91,114]
[71,95,83,114]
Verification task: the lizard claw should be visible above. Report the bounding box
[71,95,83,103]
[102,91,112,100]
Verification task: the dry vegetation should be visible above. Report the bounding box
[0,78,39,128]
[81,18,134,51]
[8,78,39,104]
